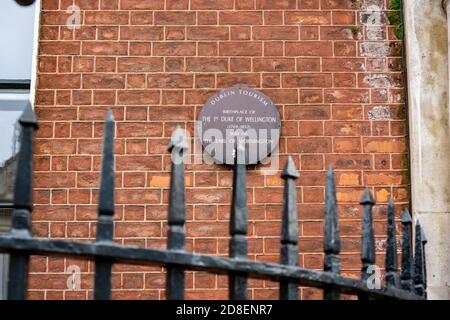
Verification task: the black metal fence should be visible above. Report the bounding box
[0,106,427,300]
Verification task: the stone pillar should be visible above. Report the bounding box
[404,0,450,299]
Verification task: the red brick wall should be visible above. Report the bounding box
[30,0,408,299]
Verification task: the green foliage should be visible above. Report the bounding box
[387,0,403,39]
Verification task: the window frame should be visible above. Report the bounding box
[0,1,40,211]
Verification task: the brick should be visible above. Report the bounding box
[325,155,372,170]
[264,42,284,56]
[187,27,229,40]
[85,11,129,25]
[324,121,371,136]
[300,26,319,40]
[287,138,331,153]
[285,12,331,25]
[230,58,251,72]
[191,0,233,10]
[153,42,196,56]
[217,73,260,88]
[220,42,262,56]
[120,0,164,9]
[253,27,298,40]
[82,41,128,55]
[36,139,77,154]
[264,11,283,25]
[256,0,296,9]
[334,137,361,153]
[83,74,125,89]
[297,58,320,71]
[95,57,117,72]
[130,12,153,24]
[253,58,295,72]
[286,105,330,120]
[231,26,251,40]
[120,26,164,40]
[333,11,355,25]
[155,11,195,25]
[364,138,406,153]
[118,57,163,72]
[166,0,189,9]
[219,12,262,25]
[286,42,333,56]
[364,172,405,186]
[321,26,356,40]
[282,73,332,88]
[321,0,354,9]
[323,58,365,71]
[324,89,370,103]
[116,222,161,237]
[34,173,76,188]
[147,74,193,88]
[198,11,218,25]
[118,90,160,105]
[117,123,163,138]
[166,27,185,40]
[39,74,80,89]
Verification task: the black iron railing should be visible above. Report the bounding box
[0,106,427,300]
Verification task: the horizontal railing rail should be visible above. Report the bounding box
[0,106,427,300]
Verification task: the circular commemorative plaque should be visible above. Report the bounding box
[197,87,281,165]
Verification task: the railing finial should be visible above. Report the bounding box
[229,144,248,300]
[7,101,39,300]
[385,198,399,287]
[166,128,188,300]
[323,166,341,300]
[94,110,116,300]
[414,220,425,297]
[359,187,375,300]
[400,209,414,291]
[280,156,299,300]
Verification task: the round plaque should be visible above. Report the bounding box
[198,87,281,165]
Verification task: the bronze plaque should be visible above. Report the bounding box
[198,87,281,165]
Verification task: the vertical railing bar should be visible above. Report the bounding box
[421,227,428,299]
[385,198,399,287]
[358,187,375,300]
[400,209,414,292]
[7,102,38,300]
[323,167,341,300]
[413,221,425,297]
[166,128,188,300]
[229,143,248,300]
[93,110,115,300]
[279,156,300,300]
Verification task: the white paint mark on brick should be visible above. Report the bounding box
[363,74,394,88]
[368,106,392,120]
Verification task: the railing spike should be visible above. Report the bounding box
[280,156,299,300]
[281,156,300,179]
[400,209,414,291]
[359,187,375,300]
[414,220,425,297]
[7,102,38,300]
[94,110,116,300]
[229,143,248,300]
[98,110,115,218]
[421,226,428,299]
[166,128,188,300]
[19,101,38,128]
[385,198,399,287]
[323,166,341,300]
